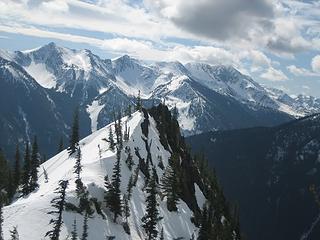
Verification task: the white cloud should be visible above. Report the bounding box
[286,64,320,77]
[0,0,319,92]
[0,0,178,41]
[40,0,69,13]
[260,67,288,81]
[249,50,271,67]
[266,18,312,57]
[311,55,320,73]
[168,45,241,66]
[0,24,243,67]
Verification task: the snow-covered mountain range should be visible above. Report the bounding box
[0,42,319,156]
[3,108,239,239]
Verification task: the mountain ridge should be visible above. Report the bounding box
[3,106,240,239]
[0,42,318,158]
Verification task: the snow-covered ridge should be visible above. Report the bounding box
[3,111,205,239]
[2,42,319,135]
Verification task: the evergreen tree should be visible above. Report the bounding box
[123,122,129,142]
[135,90,142,111]
[14,145,21,189]
[21,143,31,196]
[108,127,115,151]
[160,227,164,240]
[160,163,179,212]
[123,195,130,222]
[81,212,89,240]
[71,218,78,240]
[98,144,102,159]
[141,168,161,240]
[126,175,133,200]
[58,137,64,153]
[43,167,49,183]
[106,149,122,222]
[29,136,39,192]
[73,147,87,205]
[125,147,134,171]
[10,226,19,240]
[116,112,123,149]
[74,147,82,181]
[46,180,69,240]
[69,107,80,155]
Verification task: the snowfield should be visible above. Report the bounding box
[3,111,203,239]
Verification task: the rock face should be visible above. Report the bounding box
[3,107,240,240]
[187,114,320,240]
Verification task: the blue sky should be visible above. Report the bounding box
[0,0,319,96]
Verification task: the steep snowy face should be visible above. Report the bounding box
[3,112,207,240]
[151,77,202,133]
[13,43,114,102]
[112,55,158,96]
[186,63,282,109]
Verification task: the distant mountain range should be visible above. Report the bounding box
[187,114,320,240]
[0,42,319,157]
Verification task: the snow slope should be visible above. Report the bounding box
[3,111,203,239]
[24,62,56,89]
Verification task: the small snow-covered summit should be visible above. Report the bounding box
[3,108,240,239]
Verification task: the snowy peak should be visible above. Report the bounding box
[112,54,140,71]
[21,42,93,72]
[8,43,115,100]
